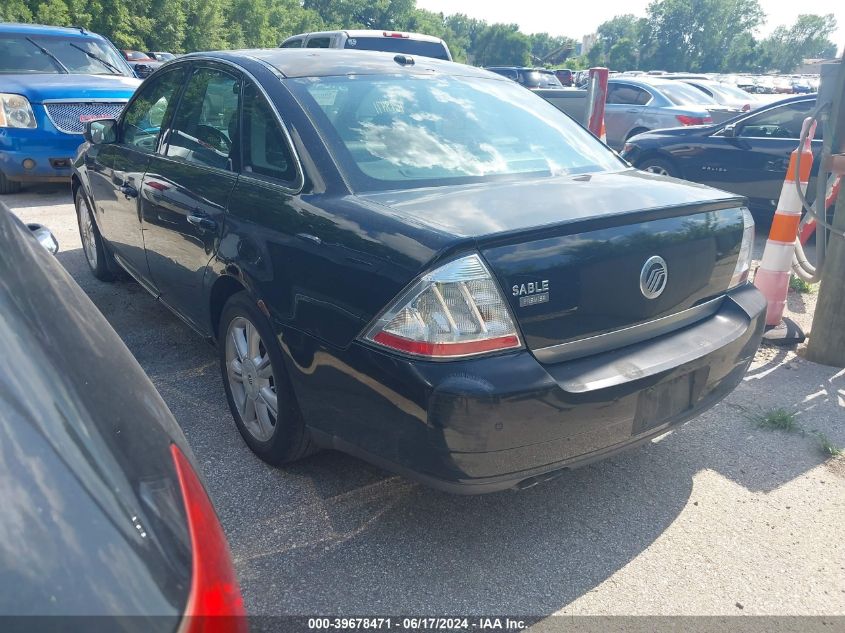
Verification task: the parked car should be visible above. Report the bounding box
[604,77,727,149]
[679,79,759,112]
[148,51,177,62]
[553,68,573,87]
[486,66,564,89]
[621,95,820,216]
[0,23,140,194]
[0,201,245,624]
[121,49,163,77]
[280,29,451,61]
[72,49,764,494]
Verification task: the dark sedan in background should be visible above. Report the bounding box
[72,49,764,494]
[0,202,245,628]
[621,95,820,216]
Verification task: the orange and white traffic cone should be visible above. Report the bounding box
[754,117,816,332]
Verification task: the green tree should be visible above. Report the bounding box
[473,23,530,67]
[146,0,186,51]
[645,0,764,71]
[529,32,575,65]
[183,0,227,51]
[608,38,637,71]
[760,14,838,72]
[33,0,71,25]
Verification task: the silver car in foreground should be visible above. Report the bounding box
[604,77,740,149]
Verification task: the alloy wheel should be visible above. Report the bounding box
[225,316,279,442]
[644,165,670,176]
[77,196,98,270]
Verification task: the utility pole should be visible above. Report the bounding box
[806,52,845,367]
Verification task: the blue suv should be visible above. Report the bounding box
[0,23,141,193]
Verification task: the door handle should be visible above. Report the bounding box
[119,183,138,199]
[187,213,218,232]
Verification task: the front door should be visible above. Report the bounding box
[141,64,241,331]
[95,66,188,284]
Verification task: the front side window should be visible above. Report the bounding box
[739,100,818,139]
[165,67,241,170]
[0,34,131,76]
[121,67,187,152]
[289,74,624,191]
[241,82,297,183]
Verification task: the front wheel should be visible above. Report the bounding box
[0,171,22,195]
[219,292,314,465]
[638,157,678,178]
[75,189,115,281]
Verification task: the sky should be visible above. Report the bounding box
[416,0,845,53]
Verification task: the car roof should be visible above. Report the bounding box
[285,29,445,43]
[610,76,681,86]
[0,22,101,38]
[189,49,496,80]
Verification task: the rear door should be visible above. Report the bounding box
[94,66,188,284]
[141,63,241,331]
[604,83,652,148]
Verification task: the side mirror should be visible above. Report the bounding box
[722,124,737,138]
[27,223,59,255]
[134,64,152,78]
[83,118,117,145]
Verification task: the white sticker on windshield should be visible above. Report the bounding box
[374,100,404,114]
[311,88,338,106]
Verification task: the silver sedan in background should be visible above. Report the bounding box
[604,77,742,149]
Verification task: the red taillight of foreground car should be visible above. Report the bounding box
[171,444,247,633]
[364,254,523,360]
[676,114,712,126]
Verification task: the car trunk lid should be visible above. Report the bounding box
[359,169,747,357]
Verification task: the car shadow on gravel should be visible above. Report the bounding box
[54,244,843,616]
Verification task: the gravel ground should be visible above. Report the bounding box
[4,184,844,617]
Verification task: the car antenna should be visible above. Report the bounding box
[71,25,87,34]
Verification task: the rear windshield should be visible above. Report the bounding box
[659,82,717,105]
[0,34,131,76]
[289,74,623,192]
[344,37,450,61]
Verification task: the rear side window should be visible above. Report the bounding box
[344,37,450,61]
[281,39,303,48]
[121,67,187,152]
[165,67,241,171]
[306,37,332,48]
[240,82,297,184]
[607,84,652,106]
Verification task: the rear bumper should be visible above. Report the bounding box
[0,122,82,182]
[294,285,766,494]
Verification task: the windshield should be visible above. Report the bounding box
[658,81,717,105]
[289,74,624,192]
[344,37,450,61]
[0,34,131,75]
[123,50,151,60]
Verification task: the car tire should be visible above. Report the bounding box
[75,189,115,281]
[638,157,678,178]
[0,171,22,195]
[219,292,315,465]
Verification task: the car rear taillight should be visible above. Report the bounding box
[383,31,409,38]
[730,208,755,288]
[363,254,521,359]
[676,114,712,126]
[171,444,247,632]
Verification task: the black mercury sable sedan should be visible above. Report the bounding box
[72,50,765,494]
[0,203,245,628]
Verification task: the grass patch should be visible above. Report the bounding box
[813,432,843,457]
[789,276,815,293]
[752,408,799,432]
